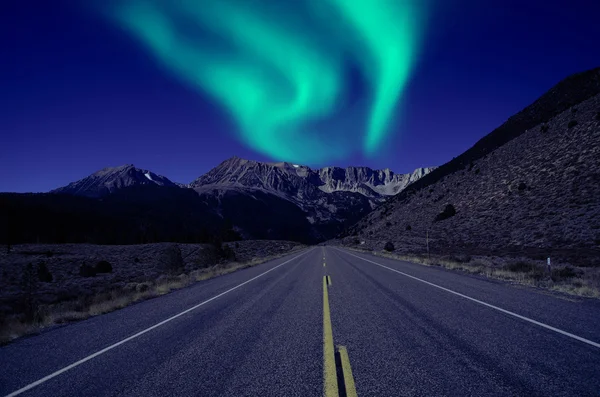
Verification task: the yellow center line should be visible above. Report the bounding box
[337,346,358,397]
[323,276,338,396]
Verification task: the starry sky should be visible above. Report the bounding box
[1,0,599,192]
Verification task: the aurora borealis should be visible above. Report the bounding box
[104,0,427,164]
[4,0,598,193]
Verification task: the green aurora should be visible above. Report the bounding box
[104,0,427,164]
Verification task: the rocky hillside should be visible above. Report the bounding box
[341,67,600,266]
[191,157,434,200]
[52,164,177,198]
[190,157,433,239]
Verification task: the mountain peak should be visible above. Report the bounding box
[52,164,176,198]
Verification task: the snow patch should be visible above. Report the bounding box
[144,172,153,181]
[292,164,300,168]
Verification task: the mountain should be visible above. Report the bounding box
[317,166,434,197]
[5,158,432,245]
[52,164,177,198]
[190,156,434,201]
[341,67,600,266]
[189,157,434,240]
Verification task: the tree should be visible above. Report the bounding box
[384,242,395,252]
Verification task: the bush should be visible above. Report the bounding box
[596,112,600,121]
[353,238,360,245]
[540,124,549,133]
[95,260,113,273]
[518,182,527,191]
[505,261,537,272]
[551,266,580,281]
[384,242,395,252]
[385,221,392,227]
[80,264,97,277]
[504,261,545,280]
[434,204,456,222]
[37,262,53,282]
[21,264,39,321]
[220,244,236,261]
[160,244,184,274]
[451,254,472,263]
[568,120,578,129]
[406,225,412,231]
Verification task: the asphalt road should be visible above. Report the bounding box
[1,246,600,396]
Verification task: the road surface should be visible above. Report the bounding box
[1,246,599,396]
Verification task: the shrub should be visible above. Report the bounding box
[353,238,360,245]
[95,260,113,273]
[434,204,456,222]
[220,244,236,261]
[384,242,395,252]
[505,261,536,272]
[474,169,480,175]
[518,182,527,191]
[80,264,97,277]
[160,244,184,274]
[596,111,600,121]
[406,225,412,231]
[452,254,472,263]
[551,266,580,281]
[540,124,549,133]
[568,120,578,129]
[504,261,545,280]
[386,221,392,227]
[21,263,39,321]
[37,262,53,282]
[134,257,140,263]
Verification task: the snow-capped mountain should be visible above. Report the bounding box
[52,164,177,198]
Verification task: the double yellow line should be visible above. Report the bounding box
[323,273,357,397]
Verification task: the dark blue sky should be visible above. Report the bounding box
[1,0,599,192]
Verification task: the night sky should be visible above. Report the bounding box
[1,0,599,193]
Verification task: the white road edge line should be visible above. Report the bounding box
[334,247,600,349]
[4,248,314,397]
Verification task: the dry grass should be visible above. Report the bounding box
[346,246,600,299]
[0,249,303,345]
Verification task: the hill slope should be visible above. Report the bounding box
[342,68,600,265]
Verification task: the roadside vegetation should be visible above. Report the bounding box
[346,246,600,299]
[0,241,304,345]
